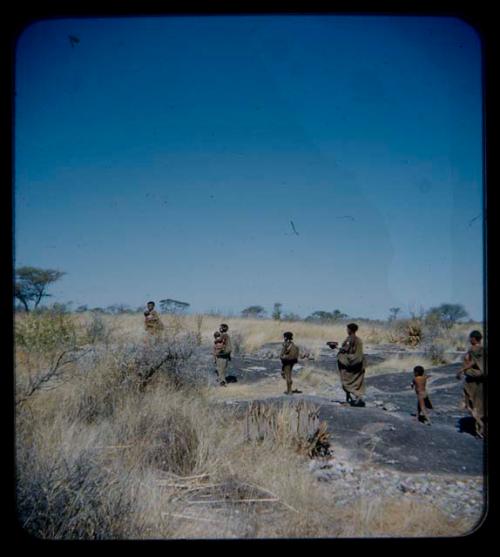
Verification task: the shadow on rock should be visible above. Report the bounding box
[458,416,478,437]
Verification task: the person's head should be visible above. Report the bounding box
[219,323,229,333]
[347,323,358,335]
[147,301,155,311]
[413,365,425,377]
[469,330,482,345]
[214,331,221,339]
[283,331,293,341]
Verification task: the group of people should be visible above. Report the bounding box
[143,302,486,439]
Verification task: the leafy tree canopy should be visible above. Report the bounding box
[15,266,65,312]
[426,303,468,328]
[241,305,267,318]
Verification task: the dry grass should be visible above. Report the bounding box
[367,355,437,377]
[338,497,470,537]
[74,313,385,355]
[15,311,480,539]
[64,312,483,356]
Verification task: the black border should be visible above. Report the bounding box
[4,0,496,549]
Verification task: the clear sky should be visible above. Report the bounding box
[14,14,484,320]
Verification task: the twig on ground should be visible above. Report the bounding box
[241,481,300,513]
[187,498,280,505]
[161,473,210,481]
[161,512,219,523]
[92,445,134,450]
[157,482,221,491]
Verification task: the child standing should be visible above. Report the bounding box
[411,365,433,424]
[280,332,300,395]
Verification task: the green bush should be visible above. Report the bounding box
[15,311,79,357]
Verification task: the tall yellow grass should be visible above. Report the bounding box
[15,312,482,538]
[16,372,471,539]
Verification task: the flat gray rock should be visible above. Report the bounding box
[216,352,484,478]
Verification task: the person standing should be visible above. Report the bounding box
[212,331,224,375]
[144,301,164,340]
[215,323,232,387]
[280,331,299,395]
[456,330,486,438]
[411,365,433,424]
[337,323,367,407]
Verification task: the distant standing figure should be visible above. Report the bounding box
[411,365,433,424]
[215,323,232,387]
[337,323,367,407]
[456,330,486,438]
[280,332,300,395]
[213,331,224,375]
[144,301,164,339]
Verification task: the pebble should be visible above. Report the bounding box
[308,457,485,526]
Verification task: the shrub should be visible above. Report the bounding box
[16,444,136,539]
[423,343,448,365]
[84,312,113,345]
[243,400,331,458]
[388,318,422,346]
[15,311,79,357]
[134,411,200,475]
[15,311,88,405]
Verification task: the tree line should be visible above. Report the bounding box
[14,266,472,327]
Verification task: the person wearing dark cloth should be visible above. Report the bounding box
[457,330,486,438]
[215,323,232,387]
[337,323,367,407]
[280,332,299,395]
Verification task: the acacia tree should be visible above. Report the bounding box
[241,305,267,319]
[305,310,347,323]
[14,267,66,312]
[426,303,468,329]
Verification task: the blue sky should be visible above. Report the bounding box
[14,15,484,320]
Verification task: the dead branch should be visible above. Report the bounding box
[161,512,219,523]
[16,347,91,406]
[187,498,280,505]
[240,482,300,513]
[91,445,135,450]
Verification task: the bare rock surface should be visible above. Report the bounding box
[201,343,487,532]
[211,350,485,478]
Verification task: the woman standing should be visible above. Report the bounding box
[336,323,367,407]
[456,330,486,438]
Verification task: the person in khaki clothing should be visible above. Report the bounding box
[337,323,367,407]
[143,301,164,340]
[456,330,486,439]
[280,332,299,395]
[215,323,232,387]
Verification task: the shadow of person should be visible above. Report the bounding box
[458,416,478,437]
